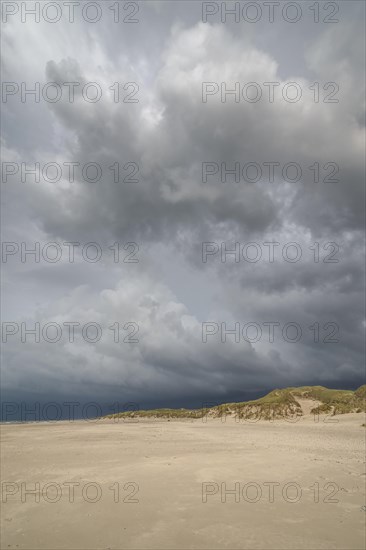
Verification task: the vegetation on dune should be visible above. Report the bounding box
[354,385,366,399]
[302,385,366,415]
[105,407,208,420]
[215,389,302,420]
[104,385,366,421]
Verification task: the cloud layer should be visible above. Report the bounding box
[2,1,365,413]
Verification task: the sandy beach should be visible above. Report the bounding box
[1,414,365,549]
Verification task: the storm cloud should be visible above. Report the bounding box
[1,1,365,418]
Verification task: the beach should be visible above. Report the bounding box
[1,413,365,549]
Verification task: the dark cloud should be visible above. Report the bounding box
[1,2,365,410]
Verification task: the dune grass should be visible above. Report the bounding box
[104,385,366,420]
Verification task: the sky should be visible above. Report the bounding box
[1,0,365,420]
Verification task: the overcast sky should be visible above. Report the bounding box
[1,1,365,418]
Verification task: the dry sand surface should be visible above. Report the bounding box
[1,413,365,549]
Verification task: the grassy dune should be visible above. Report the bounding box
[104,385,366,421]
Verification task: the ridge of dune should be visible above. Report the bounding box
[103,384,366,421]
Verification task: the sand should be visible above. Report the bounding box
[1,413,365,549]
